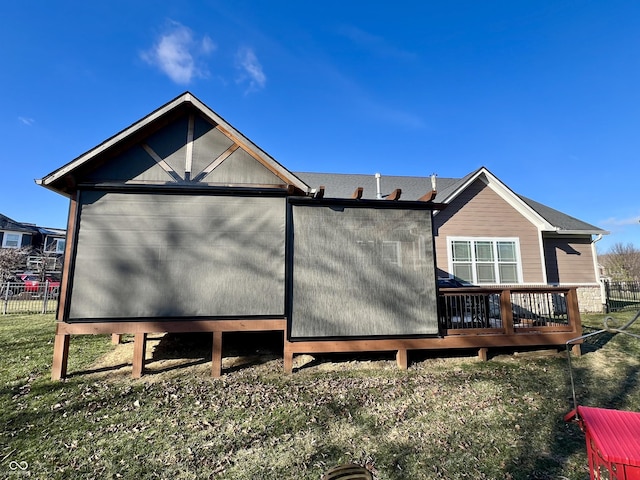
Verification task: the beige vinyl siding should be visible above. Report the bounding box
[434,179,544,283]
[544,235,597,284]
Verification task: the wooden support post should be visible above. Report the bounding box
[478,347,488,361]
[111,333,123,345]
[132,333,147,379]
[571,343,582,357]
[212,331,223,378]
[284,352,293,374]
[283,335,293,374]
[51,333,70,381]
[501,289,515,335]
[396,349,408,370]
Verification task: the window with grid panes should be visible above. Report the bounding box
[449,238,521,284]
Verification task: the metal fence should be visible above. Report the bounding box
[1,281,59,315]
[604,280,640,312]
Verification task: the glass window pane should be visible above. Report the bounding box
[475,241,494,262]
[4,234,19,248]
[476,263,496,283]
[453,263,473,283]
[452,241,471,261]
[56,239,66,254]
[499,264,518,283]
[497,241,516,261]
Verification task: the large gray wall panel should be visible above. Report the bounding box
[290,205,439,338]
[69,192,285,320]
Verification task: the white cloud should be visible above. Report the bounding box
[142,22,216,85]
[601,215,640,227]
[235,47,266,93]
[18,116,35,126]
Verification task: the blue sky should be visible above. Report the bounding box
[1,1,638,252]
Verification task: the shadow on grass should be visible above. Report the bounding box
[67,363,132,377]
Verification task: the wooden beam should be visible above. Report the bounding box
[478,347,488,361]
[185,114,195,181]
[214,124,296,186]
[351,187,364,199]
[418,190,437,202]
[314,186,325,199]
[51,334,70,381]
[132,333,147,379]
[57,194,78,321]
[142,144,183,183]
[386,189,402,201]
[193,144,240,182]
[111,334,122,345]
[56,318,287,335]
[212,331,223,378]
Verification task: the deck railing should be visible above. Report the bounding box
[438,286,579,335]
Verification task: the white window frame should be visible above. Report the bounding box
[447,236,523,285]
[2,231,23,248]
[54,238,66,254]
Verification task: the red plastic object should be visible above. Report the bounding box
[565,406,640,479]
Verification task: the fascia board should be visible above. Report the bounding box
[39,92,311,194]
[188,95,310,193]
[39,93,192,187]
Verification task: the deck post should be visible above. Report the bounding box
[111,334,123,345]
[566,287,582,334]
[478,347,488,361]
[51,333,70,381]
[132,333,147,378]
[396,349,408,370]
[283,336,294,374]
[501,288,515,334]
[212,331,223,378]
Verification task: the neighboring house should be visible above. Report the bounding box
[0,214,38,249]
[38,92,601,379]
[298,170,608,312]
[0,214,66,270]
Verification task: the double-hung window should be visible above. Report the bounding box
[2,232,22,248]
[449,237,522,284]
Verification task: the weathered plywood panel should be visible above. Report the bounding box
[434,179,544,283]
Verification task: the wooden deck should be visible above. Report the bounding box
[51,286,582,380]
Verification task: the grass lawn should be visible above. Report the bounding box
[1,311,640,479]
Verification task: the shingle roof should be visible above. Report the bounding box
[0,214,38,234]
[518,195,607,234]
[294,172,460,201]
[293,171,606,234]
